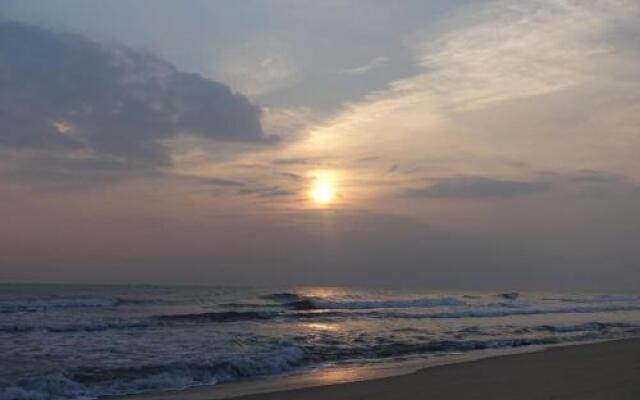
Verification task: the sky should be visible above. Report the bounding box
[0,0,639,290]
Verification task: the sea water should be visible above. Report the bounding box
[1,284,640,400]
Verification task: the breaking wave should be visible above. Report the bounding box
[260,292,303,302]
[3,286,640,400]
[2,327,634,400]
[0,346,306,400]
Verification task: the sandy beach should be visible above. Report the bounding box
[126,339,640,400]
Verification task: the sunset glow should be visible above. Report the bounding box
[2,2,640,396]
[1,0,639,289]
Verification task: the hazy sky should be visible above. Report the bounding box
[1,0,639,290]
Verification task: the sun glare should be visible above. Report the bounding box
[307,170,340,206]
[311,181,335,204]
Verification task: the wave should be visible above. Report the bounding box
[0,297,118,314]
[10,304,639,335]
[5,303,639,336]
[0,296,172,315]
[529,321,633,333]
[550,294,640,304]
[300,333,604,363]
[497,292,520,300]
[115,297,166,306]
[0,320,153,334]
[2,327,630,400]
[260,292,303,302]
[390,303,640,319]
[0,346,306,400]
[0,311,354,334]
[284,296,465,310]
[155,311,279,323]
[286,302,640,321]
[0,312,285,335]
[219,303,279,308]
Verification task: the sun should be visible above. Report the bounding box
[310,181,335,205]
[308,170,339,206]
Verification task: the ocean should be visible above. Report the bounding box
[1,284,640,400]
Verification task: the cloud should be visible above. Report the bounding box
[357,156,381,162]
[0,20,268,176]
[407,170,639,201]
[238,185,294,198]
[398,0,640,111]
[272,157,327,166]
[566,169,640,198]
[2,151,158,185]
[340,56,389,75]
[280,172,303,181]
[195,177,246,187]
[261,106,322,138]
[569,169,628,185]
[211,35,299,97]
[276,0,640,208]
[408,176,551,199]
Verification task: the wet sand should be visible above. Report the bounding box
[122,338,640,400]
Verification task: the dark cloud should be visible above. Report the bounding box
[272,157,310,165]
[569,170,627,185]
[272,157,327,166]
[567,170,640,198]
[259,188,294,197]
[357,156,381,162]
[238,185,294,198]
[5,153,156,183]
[0,20,269,174]
[196,177,246,187]
[280,172,303,181]
[408,176,550,199]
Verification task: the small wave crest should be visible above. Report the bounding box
[389,303,640,319]
[551,294,640,304]
[0,320,152,334]
[260,292,303,302]
[497,292,520,300]
[530,321,633,333]
[155,311,279,323]
[0,298,118,314]
[284,296,465,310]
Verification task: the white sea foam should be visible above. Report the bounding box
[0,346,306,400]
[0,331,625,400]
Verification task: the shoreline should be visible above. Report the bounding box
[112,337,640,400]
